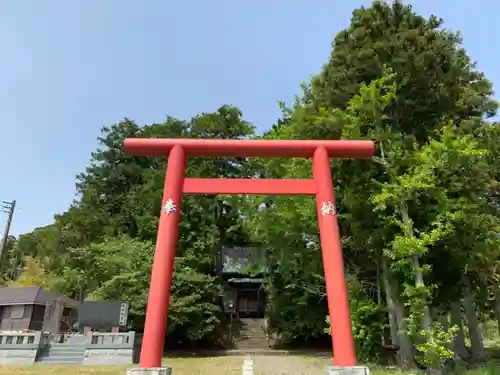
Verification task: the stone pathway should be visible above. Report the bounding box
[253,355,328,375]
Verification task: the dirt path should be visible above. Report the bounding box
[253,355,328,375]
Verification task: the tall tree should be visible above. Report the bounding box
[15,106,256,346]
[308,0,496,142]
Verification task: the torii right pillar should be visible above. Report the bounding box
[313,146,370,375]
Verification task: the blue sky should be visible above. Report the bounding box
[0,0,498,237]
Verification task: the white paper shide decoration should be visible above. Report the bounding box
[163,199,176,215]
[321,201,336,216]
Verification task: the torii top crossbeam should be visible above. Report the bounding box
[124,138,374,158]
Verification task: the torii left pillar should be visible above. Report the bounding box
[127,145,186,375]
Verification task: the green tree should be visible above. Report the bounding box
[9,256,50,289]
[18,106,256,346]
[309,0,496,142]
[254,1,499,369]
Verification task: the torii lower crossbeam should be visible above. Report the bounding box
[123,138,375,369]
[184,178,316,195]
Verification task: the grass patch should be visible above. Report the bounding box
[300,354,500,374]
[0,365,128,375]
[0,356,243,375]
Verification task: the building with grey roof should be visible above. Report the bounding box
[0,286,79,332]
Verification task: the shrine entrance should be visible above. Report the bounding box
[124,137,375,369]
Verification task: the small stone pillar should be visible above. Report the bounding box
[84,326,92,336]
[325,366,370,375]
[126,368,172,375]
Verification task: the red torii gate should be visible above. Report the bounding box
[124,138,375,369]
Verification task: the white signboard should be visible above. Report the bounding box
[118,302,129,326]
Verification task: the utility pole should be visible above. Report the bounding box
[0,200,16,272]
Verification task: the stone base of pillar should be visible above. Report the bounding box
[324,366,370,375]
[126,368,172,375]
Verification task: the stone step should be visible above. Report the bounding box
[49,347,86,351]
[238,327,264,332]
[236,337,266,341]
[40,355,85,362]
[38,358,83,364]
[45,355,85,360]
[233,319,264,327]
[48,346,86,349]
[37,342,87,365]
[40,355,84,359]
[233,333,269,349]
[233,319,268,349]
[236,331,266,337]
[237,328,264,331]
[235,336,267,340]
[47,350,86,356]
[235,341,268,346]
[238,327,265,332]
[236,343,269,348]
[236,346,270,350]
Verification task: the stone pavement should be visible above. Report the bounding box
[253,355,328,375]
